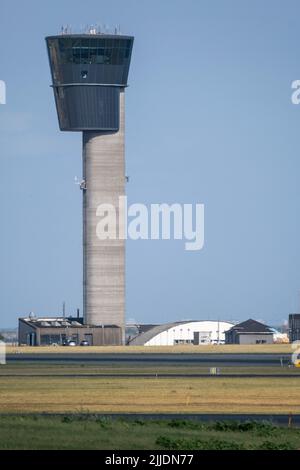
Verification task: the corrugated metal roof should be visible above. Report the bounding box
[129,321,197,346]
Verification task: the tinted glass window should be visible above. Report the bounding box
[57,37,132,65]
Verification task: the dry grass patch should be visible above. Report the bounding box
[0,376,299,414]
[6,344,291,354]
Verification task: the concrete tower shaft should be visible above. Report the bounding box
[83,91,125,330]
[46,33,134,341]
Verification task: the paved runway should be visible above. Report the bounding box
[0,411,298,426]
[1,373,299,378]
[6,353,292,367]
[101,413,300,426]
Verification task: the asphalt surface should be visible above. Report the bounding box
[97,413,300,426]
[6,353,292,367]
[1,373,299,378]
[0,412,298,426]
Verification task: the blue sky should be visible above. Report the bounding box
[1,0,300,328]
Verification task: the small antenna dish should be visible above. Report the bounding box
[74,176,87,191]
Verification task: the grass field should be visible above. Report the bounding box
[1,375,300,414]
[1,347,298,449]
[0,415,299,449]
[6,344,292,354]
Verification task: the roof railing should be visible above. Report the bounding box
[60,24,122,36]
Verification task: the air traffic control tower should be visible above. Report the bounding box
[46,31,134,342]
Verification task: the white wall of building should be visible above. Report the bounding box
[145,321,234,346]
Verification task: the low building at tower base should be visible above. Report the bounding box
[18,317,121,346]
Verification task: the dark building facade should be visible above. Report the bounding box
[289,314,300,342]
[18,317,121,346]
[225,319,273,345]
